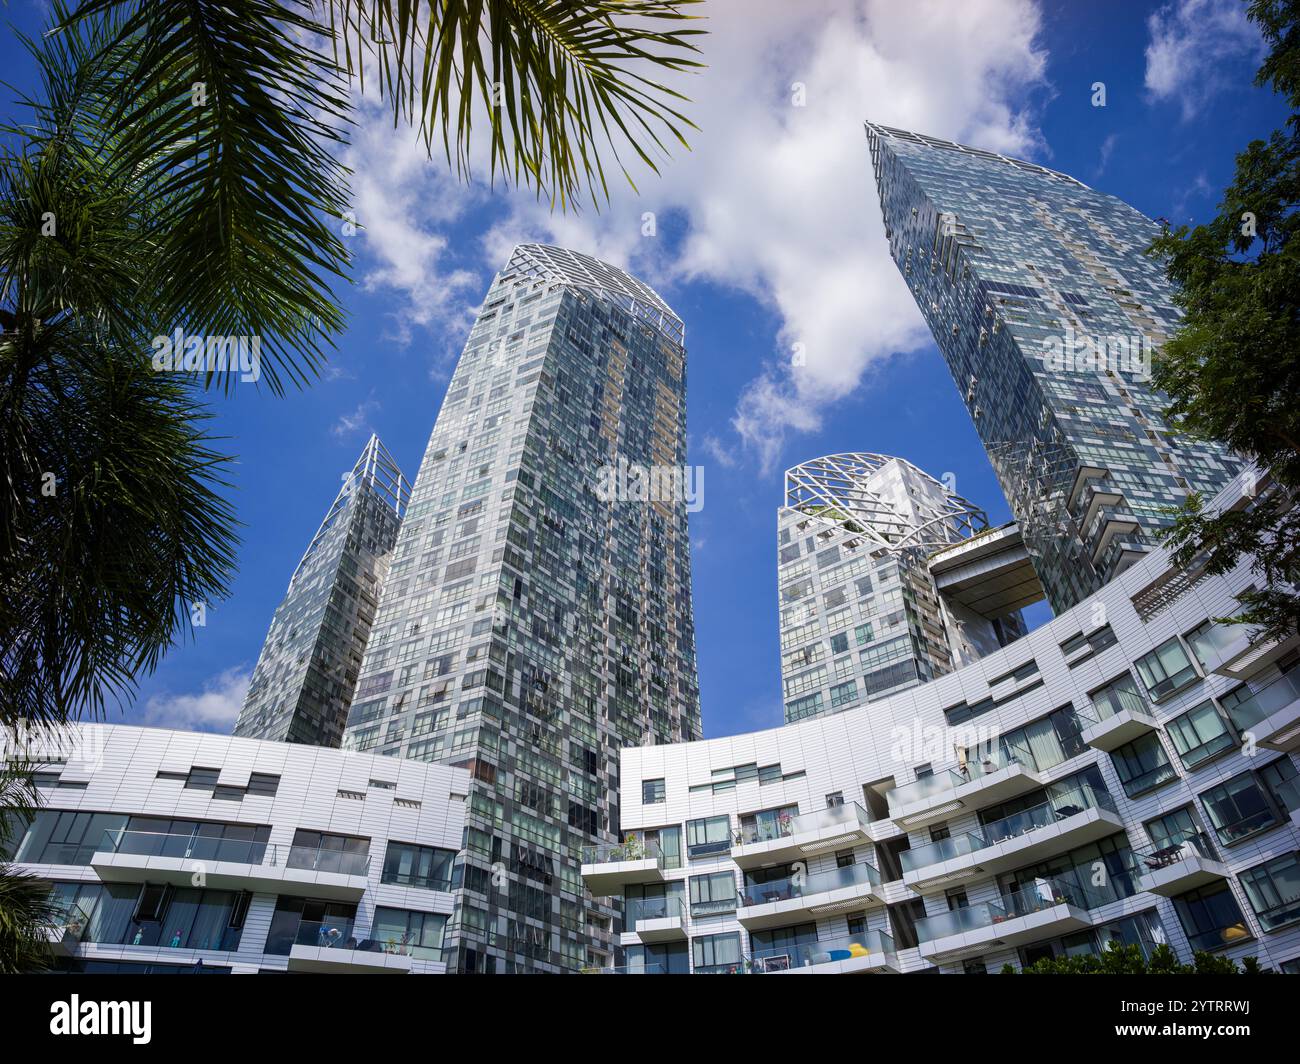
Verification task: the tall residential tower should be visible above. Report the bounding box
[235,436,408,747]
[865,122,1242,613]
[778,453,1027,723]
[342,245,701,973]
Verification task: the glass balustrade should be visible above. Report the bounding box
[739,860,879,906]
[888,769,966,810]
[916,878,1097,943]
[581,840,664,866]
[899,783,1116,874]
[98,828,269,865]
[626,895,687,925]
[736,802,870,845]
[750,929,895,972]
[1224,671,1300,735]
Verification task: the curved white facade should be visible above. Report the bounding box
[590,473,1300,974]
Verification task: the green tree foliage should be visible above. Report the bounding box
[1146,0,1300,641]
[999,941,1264,974]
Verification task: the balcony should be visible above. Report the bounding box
[1079,693,1159,753]
[900,783,1125,891]
[1223,670,1300,753]
[887,748,1043,830]
[280,916,416,973]
[1204,627,1300,681]
[730,804,872,869]
[90,829,371,901]
[622,896,687,944]
[916,878,1095,963]
[1132,832,1229,898]
[738,861,883,930]
[44,904,91,959]
[750,929,899,974]
[579,963,667,975]
[580,839,667,896]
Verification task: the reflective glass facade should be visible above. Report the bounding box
[341,244,701,972]
[777,453,1024,722]
[865,123,1242,612]
[235,436,408,747]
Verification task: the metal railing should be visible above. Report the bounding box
[98,827,269,865]
[1131,829,1218,873]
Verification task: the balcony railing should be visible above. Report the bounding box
[689,896,739,918]
[916,878,1097,943]
[283,843,371,878]
[900,783,1116,874]
[1132,829,1217,871]
[735,802,870,846]
[1085,682,1152,723]
[966,738,1036,781]
[740,860,880,907]
[1119,761,1180,798]
[97,828,372,878]
[581,839,664,866]
[750,929,895,972]
[889,769,966,810]
[580,963,667,975]
[1224,670,1300,735]
[626,895,686,925]
[98,827,269,865]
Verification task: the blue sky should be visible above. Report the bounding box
[4,0,1288,737]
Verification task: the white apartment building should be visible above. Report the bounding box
[3,724,467,974]
[584,472,1300,974]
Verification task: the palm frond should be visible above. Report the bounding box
[327,0,705,209]
[61,0,353,394]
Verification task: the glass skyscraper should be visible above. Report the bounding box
[235,435,409,747]
[778,452,1024,723]
[341,244,701,973]
[865,122,1242,612]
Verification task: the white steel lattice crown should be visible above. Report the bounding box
[784,453,988,553]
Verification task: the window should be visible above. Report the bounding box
[738,805,799,845]
[830,632,849,655]
[1185,620,1245,669]
[1172,883,1251,951]
[184,767,221,791]
[686,816,731,859]
[264,897,359,954]
[1089,672,1149,721]
[1166,701,1235,769]
[1134,638,1199,700]
[372,907,447,960]
[5,811,128,865]
[829,681,858,708]
[288,830,370,875]
[642,778,666,805]
[1200,770,1280,845]
[688,872,737,917]
[1145,806,1216,858]
[1110,732,1177,798]
[1239,853,1300,932]
[245,773,280,797]
[692,932,743,974]
[835,849,856,868]
[381,842,455,891]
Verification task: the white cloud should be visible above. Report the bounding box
[477,0,1050,471]
[1144,0,1264,120]
[332,397,380,439]
[141,667,251,732]
[345,102,485,347]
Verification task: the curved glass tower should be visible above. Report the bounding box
[342,245,701,972]
[865,122,1243,613]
